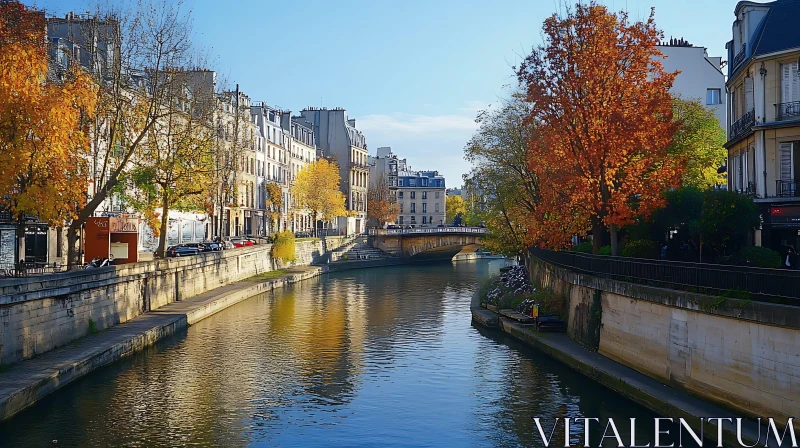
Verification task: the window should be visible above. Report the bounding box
[422,203,427,213]
[706,88,721,105]
[398,191,403,199]
[422,191,427,200]
[399,216,404,224]
[410,203,416,213]
[435,203,439,213]
[399,203,403,213]
[411,216,416,223]
[422,216,427,224]
[435,191,440,199]
[410,191,416,199]
[410,178,416,186]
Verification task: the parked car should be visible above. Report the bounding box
[219,240,235,250]
[200,241,223,251]
[181,242,218,252]
[164,245,200,257]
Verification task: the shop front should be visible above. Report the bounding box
[762,204,800,255]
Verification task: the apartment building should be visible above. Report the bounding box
[251,103,290,234]
[299,108,369,235]
[282,115,318,234]
[724,0,800,252]
[395,171,446,227]
[656,38,727,127]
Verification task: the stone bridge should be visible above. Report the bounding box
[368,227,485,260]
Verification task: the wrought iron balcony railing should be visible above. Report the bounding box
[776,179,798,197]
[729,108,755,141]
[776,101,800,122]
[732,43,747,69]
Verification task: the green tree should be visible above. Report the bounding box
[463,95,540,255]
[701,189,759,258]
[669,98,727,189]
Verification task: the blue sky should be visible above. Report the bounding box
[29,0,737,186]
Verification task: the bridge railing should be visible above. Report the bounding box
[368,227,486,236]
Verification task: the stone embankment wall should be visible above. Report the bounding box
[527,255,800,431]
[0,238,344,366]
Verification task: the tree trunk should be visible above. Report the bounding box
[610,223,619,256]
[591,215,605,255]
[312,211,318,238]
[156,194,170,258]
[66,223,80,269]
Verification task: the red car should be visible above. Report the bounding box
[229,238,253,248]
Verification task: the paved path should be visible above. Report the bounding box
[0,266,321,421]
[496,317,778,447]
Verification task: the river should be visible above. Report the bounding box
[0,260,680,447]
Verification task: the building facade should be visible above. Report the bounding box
[298,108,369,235]
[724,0,800,252]
[395,171,446,227]
[283,114,318,234]
[656,39,727,127]
[250,103,290,234]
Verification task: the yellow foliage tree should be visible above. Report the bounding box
[264,181,284,233]
[446,195,467,225]
[291,158,347,236]
[0,1,97,262]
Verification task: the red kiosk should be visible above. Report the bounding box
[84,216,140,264]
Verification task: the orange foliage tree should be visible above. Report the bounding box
[516,2,682,254]
[0,1,97,262]
[367,173,399,227]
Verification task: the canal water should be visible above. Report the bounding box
[0,261,687,447]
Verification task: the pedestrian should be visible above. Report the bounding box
[660,244,667,260]
[785,247,795,269]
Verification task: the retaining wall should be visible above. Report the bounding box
[527,254,800,430]
[0,238,341,365]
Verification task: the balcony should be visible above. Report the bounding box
[775,101,800,122]
[729,108,755,141]
[350,162,370,170]
[732,43,747,69]
[776,179,798,197]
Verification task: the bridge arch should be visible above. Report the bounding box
[368,227,485,260]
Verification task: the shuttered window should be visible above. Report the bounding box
[745,77,754,112]
[781,63,800,103]
[780,142,793,181]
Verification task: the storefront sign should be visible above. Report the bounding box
[109,217,139,233]
[770,206,800,226]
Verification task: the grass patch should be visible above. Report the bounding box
[249,270,290,281]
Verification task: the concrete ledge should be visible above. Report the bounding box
[0,266,321,422]
[492,316,770,447]
[470,308,499,328]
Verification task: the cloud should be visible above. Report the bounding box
[358,112,477,136]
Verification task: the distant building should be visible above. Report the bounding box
[369,147,446,227]
[299,108,369,235]
[282,114,318,234]
[656,38,727,129]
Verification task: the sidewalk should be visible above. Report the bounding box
[0,266,321,422]
[495,316,775,447]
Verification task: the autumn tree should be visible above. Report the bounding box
[264,181,284,233]
[64,0,198,267]
[292,159,347,237]
[669,98,727,189]
[120,66,216,257]
[367,173,399,227]
[445,195,466,225]
[517,2,681,255]
[0,1,97,263]
[463,95,540,255]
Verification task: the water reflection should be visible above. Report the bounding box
[0,260,680,447]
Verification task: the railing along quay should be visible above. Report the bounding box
[368,227,486,236]
[530,247,800,305]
